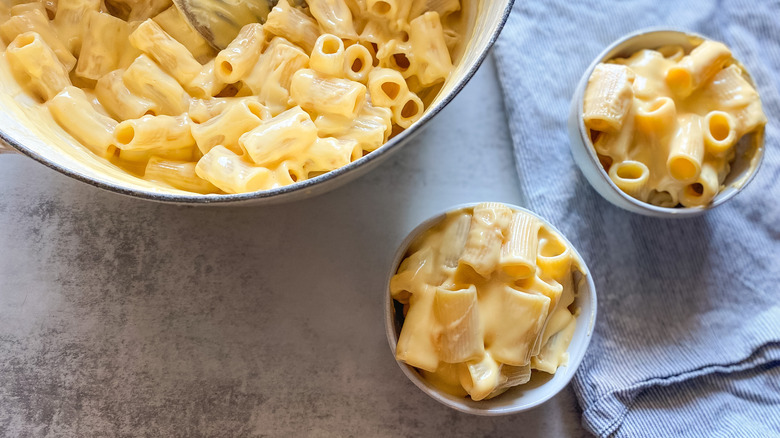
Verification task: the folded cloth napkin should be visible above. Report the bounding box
[492,1,780,436]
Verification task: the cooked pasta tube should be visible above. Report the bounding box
[316,102,392,151]
[458,202,513,278]
[391,91,424,129]
[531,312,576,374]
[703,111,737,156]
[390,247,434,304]
[635,97,676,135]
[368,67,408,107]
[186,60,228,99]
[48,86,117,157]
[702,65,767,136]
[666,40,732,98]
[123,54,189,115]
[263,0,319,54]
[6,32,71,101]
[376,39,412,78]
[343,43,373,82]
[437,212,471,280]
[409,12,452,86]
[535,228,573,281]
[536,287,575,352]
[592,105,635,159]
[486,286,550,366]
[129,19,202,85]
[516,275,564,356]
[310,34,345,77]
[126,0,171,22]
[647,190,678,208]
[243,37,309,115]
[500,212,541,280]
[114,114,195,151]
[187,96,269,124]
[290,69,367,119]
[667,114,704,181]
[488,365,531,399]
[152,5,214,63]
[410,0,460,20]
[191,99,268,155]
[357,19,393,62]
[95,69,158,119]
[609,160,650,199]
[583,63,635,132]
[195,146,273,194]
[144,158,219,194]
[458,352,501,401]
[396,284,439,372]
[239,106,318,166]
[308,0,357,39]
[366,0,411,31]
[52,0,100,55]
[0,7,76,70]
[303,137,361,174]
[339,104,392,151]
[76,10,131,80]
[679,162,719,208]
[214,23,265,84]
[434,285,484,363]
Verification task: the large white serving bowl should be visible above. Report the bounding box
[0,0,515,205]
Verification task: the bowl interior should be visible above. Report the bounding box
[573,29,765,216]
[0,0,514,203]
[384,204,597,415]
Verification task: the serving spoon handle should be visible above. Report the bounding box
[172,0,275,50]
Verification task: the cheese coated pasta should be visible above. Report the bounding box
[0,0,464,194]
[584,40,767,208]
[391,203,584,401]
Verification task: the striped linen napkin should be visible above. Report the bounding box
[492,1,780,436]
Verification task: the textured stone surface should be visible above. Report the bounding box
[0,57,588,437]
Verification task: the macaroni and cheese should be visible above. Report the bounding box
[390,203,583,401]
[0,0,464,194]
[583,40,767,208]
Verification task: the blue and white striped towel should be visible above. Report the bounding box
[493,1,780,436]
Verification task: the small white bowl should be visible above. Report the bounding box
[384,203,597,415]
[568,28,766,218]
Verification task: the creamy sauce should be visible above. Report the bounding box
[390,203,583,401]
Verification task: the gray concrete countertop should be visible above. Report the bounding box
[0,55,589,437]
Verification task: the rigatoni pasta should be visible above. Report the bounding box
[0,0,463,194]
[391,203,584,401]
[584,39,767,208]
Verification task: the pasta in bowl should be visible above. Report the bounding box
[568,29,766,217]
[0,0,514,203]
[384,203,597,415]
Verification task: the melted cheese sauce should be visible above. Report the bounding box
[390,204,583,401]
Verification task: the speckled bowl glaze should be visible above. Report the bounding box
[384,203,597,416]
[0,0,515,205]
[568,29,766,218]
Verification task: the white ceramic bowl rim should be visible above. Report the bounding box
[0,1,516,204]
[384,202,598,416]
[572,27,766,217]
